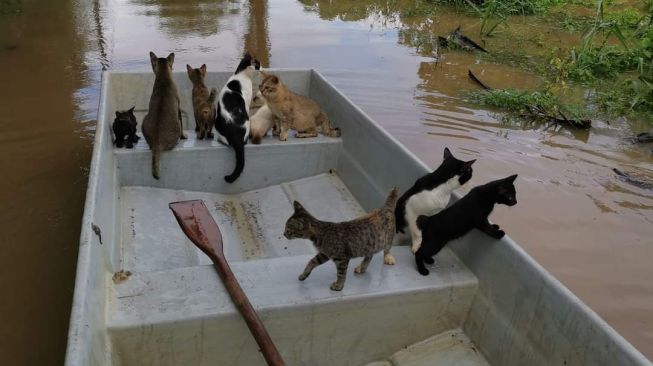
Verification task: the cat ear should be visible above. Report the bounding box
[293,201,305,212]
[166,53,175,66]
[269,75,279,84]
[443,147,452,160]
[115,111,121,117]
[128,106,135,113]
[462,159,476,169]
[200,64,207,75]
[504,174,518,183]
[149,52,157,71]
[186,64,192,73]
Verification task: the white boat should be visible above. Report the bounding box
[65,69,652,366]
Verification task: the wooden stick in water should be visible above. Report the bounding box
[169,200,286,366]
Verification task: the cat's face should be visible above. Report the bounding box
[186,64,206,83]
[235,53,261,77]
[284,201,311,239]
[441,147,476,186]
[259,73,280,99]
[149,52,174,74]
[494,174,518,206]
[115,107,136,124]
[251,91,266,109]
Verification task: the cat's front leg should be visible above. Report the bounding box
[478,220,505,239]
[406,210,422,253]
[299,253,329,281]
[331,258,349,291]
[354,256,373,274]
[415,249,430,276]
[383,249,396,265]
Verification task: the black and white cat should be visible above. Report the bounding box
[395,147,475,253]
[215,53,261,183]
[414,174,518,276]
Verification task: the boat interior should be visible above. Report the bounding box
[65,70,648,366]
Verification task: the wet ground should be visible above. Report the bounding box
[0,0,651,363]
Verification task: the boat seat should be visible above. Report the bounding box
[113,131,342,193]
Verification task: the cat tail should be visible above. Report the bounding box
[207,88,217,104]
[224,137,245,183]
[317,112,341,137]
[250,133,262,145]
[416,215,429,231]
[383,187,400,209]
[151,146,161,180]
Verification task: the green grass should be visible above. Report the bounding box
[466,88,589,121]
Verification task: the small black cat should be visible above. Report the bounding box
[113,107,139,148]
[414,174,518,276]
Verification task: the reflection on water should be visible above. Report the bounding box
[0,0,652,363]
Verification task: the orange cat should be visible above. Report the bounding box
[259,72,340,141]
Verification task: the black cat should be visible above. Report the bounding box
[113,107,139,148]
[414,174,518,276]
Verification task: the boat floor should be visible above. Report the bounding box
[365,329,490,366]
[119,172,365,272]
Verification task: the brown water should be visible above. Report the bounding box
[0,0,651,363]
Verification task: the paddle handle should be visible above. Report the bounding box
[210,254,286,366]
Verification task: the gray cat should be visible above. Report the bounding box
[283,187,399,291]
[142,52,186,180]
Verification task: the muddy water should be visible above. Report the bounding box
[0,0,651,363]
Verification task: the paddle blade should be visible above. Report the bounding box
[169,200,224,258]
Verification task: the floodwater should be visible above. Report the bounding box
[0,0,651,363]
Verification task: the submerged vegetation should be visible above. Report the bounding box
[300,0,653,125]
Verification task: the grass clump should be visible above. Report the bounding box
[466,88,589,123]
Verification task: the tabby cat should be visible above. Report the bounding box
[414,175,518,276]
[186,64,217,140]
[284,188,399,291]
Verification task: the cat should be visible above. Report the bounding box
[113,106,139,148]
[142,52,186,180]
[214,53,260,183]
[259,72,340,141]
[284,187,399,291]
[250,90,266,115]
[395,147,475,253]
[186,64,217,140]
[414,174,518,276]
[249,104,276,144]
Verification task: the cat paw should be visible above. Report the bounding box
[207,132,214,139]
[298,273,309,281]
[383,254,396,265]
[180,132,188,139]
[330,282,344,291]
[125,141,134,149]
[115,140,124,148]
[354,265,365,274]
[417,267,430,276]
[424,257,434,265]
[411,243,421,253]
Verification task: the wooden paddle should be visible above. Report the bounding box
[169,200,286,366]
